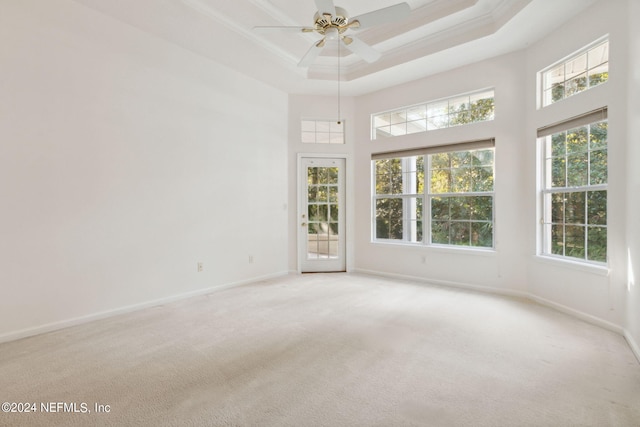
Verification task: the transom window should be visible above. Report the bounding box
[540,38,609,107]
[372,140,495,249]
[372,89,495,140]
[301,119,344,144]
[539,109,608,264]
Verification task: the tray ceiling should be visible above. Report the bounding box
[73,0,597,95]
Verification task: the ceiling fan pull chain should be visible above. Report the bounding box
[337,38,341,125]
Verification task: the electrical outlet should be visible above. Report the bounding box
[197,262,203,272]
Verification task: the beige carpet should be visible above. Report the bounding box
[1,273,639,426]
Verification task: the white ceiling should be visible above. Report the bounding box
[73,0,596,96]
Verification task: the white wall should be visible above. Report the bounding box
[524,0,628,329]
[626,0,640,358]
[0,0,289,341]
[352,52,528,296]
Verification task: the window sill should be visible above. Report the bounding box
[371,240,496,256]
[534,255,609,276]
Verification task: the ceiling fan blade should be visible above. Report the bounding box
[314,0,336,17]
[253,26,314,33]
[298,39,325,67]
[342,36,381,63]
[350,2,411,30]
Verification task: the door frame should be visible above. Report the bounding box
[297,153,349,273]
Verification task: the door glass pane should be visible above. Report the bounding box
[317,186,328,202]
[308,186,318,202]
[329,186,338,202]
[329,204,339,221]
[328,168,338,184]
[307,166,340,260]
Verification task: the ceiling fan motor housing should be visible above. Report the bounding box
[313,6,349,35]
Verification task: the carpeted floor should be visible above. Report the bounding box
[1,273,639,426]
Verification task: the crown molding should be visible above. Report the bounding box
[356,0,478,46]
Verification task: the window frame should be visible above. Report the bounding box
[371,89,495,140]
[538,37,609,108]
[301,119,345,144]
[538,110,608,266]
[372,141,496,250]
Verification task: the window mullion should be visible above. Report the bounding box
[544,184,607,194]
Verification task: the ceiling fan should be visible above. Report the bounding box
[253,0,411,67]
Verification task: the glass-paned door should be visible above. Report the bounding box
[299,157,346,272]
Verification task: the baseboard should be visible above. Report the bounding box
[624,330,640,365]
[354,268,626,335]
[353,268,529,300]
[528,294,624,335]
[0,271,289,345]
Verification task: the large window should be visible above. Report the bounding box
[373,140,495,249]
[540,38,609,107]
[372,89,495,139]
[539,109,608,264]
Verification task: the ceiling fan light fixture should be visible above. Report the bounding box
[325,27,339,40]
